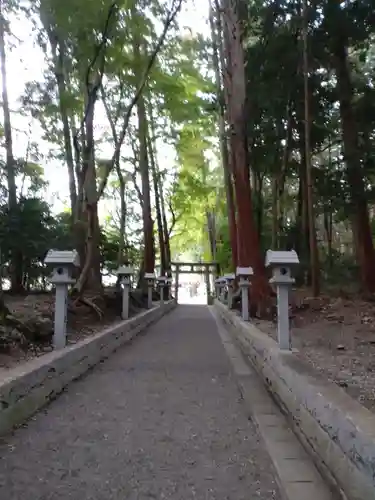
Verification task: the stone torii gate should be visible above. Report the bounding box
[171,262,219,305]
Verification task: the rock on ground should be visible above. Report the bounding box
[0,305,280,500]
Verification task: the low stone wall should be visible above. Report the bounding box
[215,300,375,500]
[0,301,176,437]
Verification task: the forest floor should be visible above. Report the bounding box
[255,288,375,414]
[0,290,148,370]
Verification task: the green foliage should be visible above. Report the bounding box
[101,229,141,273]
[0,198,71,288]
[10,0,375,293]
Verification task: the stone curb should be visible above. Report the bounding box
[209,306,334,500]
[0,301,176,437]
[214,300,375,500]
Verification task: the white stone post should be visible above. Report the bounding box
[175,265,180,303]
[219,278,226,301]
[214,278,221,298]
[157,276,166,308]
[236,267,253,322]
[116,265,134,320]
[239,280,249,321]
[204,267,211,304]
[122,277,130,319]
[225,273,235,309]
[265,250,299,350]
[166,277,173,301]
[145,272,155,309]
[276,286,290,349]
[44,250,79,350]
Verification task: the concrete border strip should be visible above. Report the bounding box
[209,306,335,500]
[214,300,375,500]
[0,301,176,437]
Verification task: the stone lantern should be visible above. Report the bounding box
[214,278,221,298]
[44,249,79,349]
[166,276,173,300]
[144,272,156,309]
[156,276,167,307]
[265,250,299,350]
[236,266,254,321]
[116,265,134,320]
[225,273,235,309]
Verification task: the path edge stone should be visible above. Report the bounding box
[214,299,375,500]
[0,301,176,437]
[210,306,335,500]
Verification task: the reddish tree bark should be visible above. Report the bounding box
[222,0,269,309]
[332,34,375,292]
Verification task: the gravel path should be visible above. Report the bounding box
[0,305,280,500]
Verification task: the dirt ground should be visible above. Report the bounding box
[0,290,146,370]
[255,289,375,414]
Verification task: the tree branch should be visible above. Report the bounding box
[101,85,118,144]
[131,169,143,207]
[73,1,118,156]
[96,0,184,201]
[167,198,182,237]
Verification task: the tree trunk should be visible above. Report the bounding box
[53,39,77,215]
[74,96,102,294]
[332,35,375,292]
[116,152,127,266]
[298,129,311,285]
[277,172,286,247]
[136,94,155,274]
[0,6,23,293]
[222,0,269,310]
[0,14,16,210]
[145,101,172,275]
[206,211,217,260]
[295,170,304,257]
[159,174,171,272]
[71,116,84,222]
[271,175,278,249]
[131,28,155,277]
[39,9,77,217]
[253,172,264,239]
[100,85,128,268]
[71,116,87,273]
[302,0,320,296]
[209,1,238,270]
[148,129,166,275]
[323,210,333,268]
[275,102,292,249]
